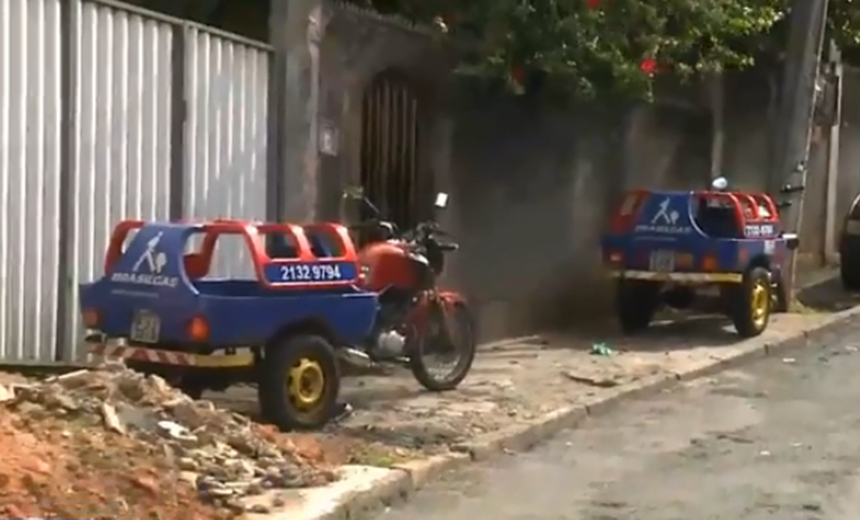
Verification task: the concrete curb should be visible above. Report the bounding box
[307,306,860,520]
[305,454,471,520]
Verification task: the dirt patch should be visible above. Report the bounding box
[0,411,222,519]
[0,363,338,518]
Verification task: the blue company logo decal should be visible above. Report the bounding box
[109,232,180,288]
[634,197,692,234]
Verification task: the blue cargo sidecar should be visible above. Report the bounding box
[601,187,800,337]
[79,218,379,430]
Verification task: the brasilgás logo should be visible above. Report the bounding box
[109,232,179,288]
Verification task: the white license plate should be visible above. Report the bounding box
[649,251,675,272]
[130,310,160,343]
[847,220,860,235]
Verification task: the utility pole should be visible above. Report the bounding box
[708,72,724,183]
[269,0,323,222]
[769,0,830,301]
[822,41,843,264]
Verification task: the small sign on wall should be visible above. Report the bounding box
[320,120,339,156]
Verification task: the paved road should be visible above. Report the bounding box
[379,321,860,520]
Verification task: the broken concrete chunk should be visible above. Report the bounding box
[0,363,339,513]
[100,402,126,434]
[0,384,14,403]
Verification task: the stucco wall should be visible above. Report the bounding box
[719,66,860,260]
[442,95,713,339]
[317,4,455,220]
[319,6,860,341]
[319,6,720,341]
[122,0,860,342]
[836,68,860,221]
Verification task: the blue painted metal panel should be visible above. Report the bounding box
[602,191,791,277]
[78,223,378,347]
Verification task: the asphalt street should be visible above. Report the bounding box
[378,320,860,520]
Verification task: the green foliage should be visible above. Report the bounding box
[828,0,860,49]
[346,0,860,100]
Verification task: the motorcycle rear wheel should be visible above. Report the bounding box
[409,302,476,391]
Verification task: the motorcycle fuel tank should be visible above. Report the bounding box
[358,241,420,292]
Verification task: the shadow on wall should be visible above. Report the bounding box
[721,68,775,192]
[446,91,713,341]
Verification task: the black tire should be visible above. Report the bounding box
[125,362,205,399]
[771,271,790,313]
[409,303,476,392]
[841,258,860,291]
[664,286,696,310]
[258,334,341,431]
[728,267,772,337]
[616,279,660,334]
[178,382,204,400]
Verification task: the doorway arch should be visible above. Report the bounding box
[359,69,426,229]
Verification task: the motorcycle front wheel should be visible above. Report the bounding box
[409,301,477,391]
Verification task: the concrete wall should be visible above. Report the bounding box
[319,6,860,341]
[317,3,456,220]
[719,66,860,260]
[719,68,829,255]
[319,5,722,340]
[721,69,774,192]
[442,95,714,339]
[116,0,860,342]
[718,65,860,261]
[836,68,860,221]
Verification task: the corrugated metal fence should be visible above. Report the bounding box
[0,0,273,363]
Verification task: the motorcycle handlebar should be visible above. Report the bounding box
[413,221,448,237]
[353,219,454,250]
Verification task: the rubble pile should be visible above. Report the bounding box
[0,362,337,518]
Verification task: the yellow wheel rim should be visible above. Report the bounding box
[751,281,769,329]
[287,358,325,410]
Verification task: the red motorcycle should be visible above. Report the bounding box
[344,190,477,391]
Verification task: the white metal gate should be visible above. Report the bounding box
[182,25,270,280]
[0,0,63,363]
[0,0,272,363]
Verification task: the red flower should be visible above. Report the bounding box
[640,57,657,75]
[586,0,600,9]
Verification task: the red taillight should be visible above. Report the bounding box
[702,254,718,271]
[676,253,693,268]
[82,309,99,328]
[188,316,209,341]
